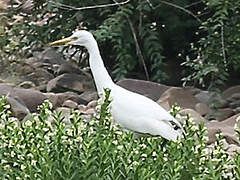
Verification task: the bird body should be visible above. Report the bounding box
[50,30,182,141]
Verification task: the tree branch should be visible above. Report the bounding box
[127,19,150,81]
[112,0,149,80]
[48,0,130,11]
[221,25,227,69]
[156,0,202,23]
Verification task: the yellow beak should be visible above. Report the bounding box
[49,37,72,46]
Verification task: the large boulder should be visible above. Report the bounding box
[45,91,88,109]
[79,90,98,102]
[207,113,240,145]
[157,87,201,111]
[6,96,30,120]
[0,84,47,112]
[179,108,207,124]
[46,73,94,93]
[117,78,170,101]
[222,85,240,100]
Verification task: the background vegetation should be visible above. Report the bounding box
[0,0,240,90]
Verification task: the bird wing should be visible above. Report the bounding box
[109,85,183,140]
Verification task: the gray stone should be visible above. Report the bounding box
[216,108,235,121]
[63,100,78,109]
[179,108,207,124]
[47,73,94,93]
[117,78,170,101]
[87,100,97,109]
[0,85,47,112]
[45,91,88,109]
[206,113,240,145]
[195,103,212,116]
[222,85,240,100]
[18,81,36,89]
[6,96,30,120]
[157,87,201,110]
[79,90,98,103]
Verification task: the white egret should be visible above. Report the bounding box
[50,30,183,141]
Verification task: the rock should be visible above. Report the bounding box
[234,107,240,114]
[179,108,207,124]
[87,100,97,109]
[18,81,36,89]
[0,84,14,95]
[47,73,94,93]
[222,85,240,100]
[117,78,170,101]
[207,122,221,144]
[157,87,200,110]
[0,84,47,112]
[12,87,47,112]
[220,113,240,127]
[195,90,214,104]
[79,90,98,102]
[45,91,88,109]
[38,47,66,65]
[57,63,82,75]
[78,104,87,113]
[195,103,212,116]
[85,108,95,115]
[227,144,240,156]
[216,108,235,121]
[229,100,240,109]
[212,98,228,109]
[157,99,171,111]
[0,78,5,83]
[226,93,240,102]
[35,84,47,92]
[63,100,78,109]
[206,113,240,145]
[6,96,30,120]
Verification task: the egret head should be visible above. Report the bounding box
[50,30,95,47]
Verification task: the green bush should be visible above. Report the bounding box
[182,0,240,92]
[0,90,239,179]
[0,0,199,83]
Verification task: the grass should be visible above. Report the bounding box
[0,89,239,180]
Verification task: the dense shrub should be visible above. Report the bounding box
[0,90,239,179]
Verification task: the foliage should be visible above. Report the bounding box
[0,0,200,83]
[0,91,239,179]
[182,0,240,92]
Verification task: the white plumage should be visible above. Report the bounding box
[50,30,183,141]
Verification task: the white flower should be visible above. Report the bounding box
[1,159,8,164]
[140,144,147,149]
[3,164,10,170]
[42,127,49,132]
[132,161,139,166]
[141,153,147,158]
[31,160,37,166]
[152,151,157,157]
[112,140,118,145]
[13,162,18,167]
[163,157,168,161]
[24,120,32,127]
[20,164,26,170]
[117,145,124,150]
[10,151,15,157]
[27,153,34,159]
[0,123,4,129]
[115,131,123,135]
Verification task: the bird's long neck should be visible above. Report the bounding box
[86,40,114,95]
